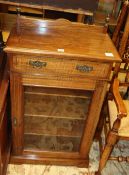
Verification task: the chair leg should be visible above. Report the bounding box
[95,171,101,175]
[97,130,119,173]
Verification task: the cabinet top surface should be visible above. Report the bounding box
[5,17,121,63]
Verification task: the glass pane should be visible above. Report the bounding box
[24,135,81,152]
[23,86,93,152]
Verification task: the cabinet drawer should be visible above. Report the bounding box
[11,55,111,80]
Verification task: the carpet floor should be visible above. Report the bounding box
[6,140,129,175]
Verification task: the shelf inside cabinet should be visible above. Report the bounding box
[24,87,93,120]
[24,134,81,152]
[24,93,91,120]
[24,86,92,99]
[24,116,85,137]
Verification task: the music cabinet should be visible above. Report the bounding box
[4,16,120,167]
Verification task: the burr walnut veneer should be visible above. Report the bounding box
[4,17,121,167]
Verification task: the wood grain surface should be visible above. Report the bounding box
[5,17,121,63]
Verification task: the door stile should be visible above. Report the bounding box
[10,72,24,155]
[79,80,108,158]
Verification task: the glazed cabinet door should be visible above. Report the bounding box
[10,72,107,166]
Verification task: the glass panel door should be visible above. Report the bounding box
[23,86,93,152]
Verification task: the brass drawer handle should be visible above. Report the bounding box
[76,65,93,72]
[29,60,47,68]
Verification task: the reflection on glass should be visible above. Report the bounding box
[23,86,93,152]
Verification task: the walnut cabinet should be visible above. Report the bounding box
[4,17,121,167]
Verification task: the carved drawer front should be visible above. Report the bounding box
[12,55,111,80]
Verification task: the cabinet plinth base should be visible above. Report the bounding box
[9,154,89,168]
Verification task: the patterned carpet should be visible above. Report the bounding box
[102,140,129,175]
[6,140,129,175]
[6,141,99,175]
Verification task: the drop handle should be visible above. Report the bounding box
[29,60,47,68]
[76,65,93,72]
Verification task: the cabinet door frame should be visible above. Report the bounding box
[10,72,107,164]
[10,72,24,155]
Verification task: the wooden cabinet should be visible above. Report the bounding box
[0,50,10,175]
[5,17,121,167]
